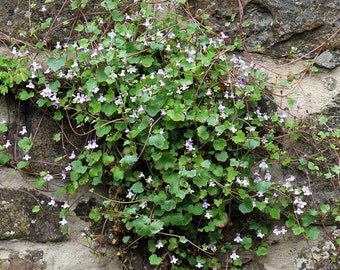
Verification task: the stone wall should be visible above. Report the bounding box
[0,1,339,270]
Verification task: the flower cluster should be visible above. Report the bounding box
[0,1,337,269]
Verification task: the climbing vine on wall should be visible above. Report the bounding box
[0,0,339,269]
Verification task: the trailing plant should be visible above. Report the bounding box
[0,0,339,269]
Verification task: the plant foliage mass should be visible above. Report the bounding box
[0,0,339,269]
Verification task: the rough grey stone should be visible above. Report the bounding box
[322,76,338,91]
[0,188,65,242]
[3,95,86,175]
[188,0,340,56]
[315,50,340,69]
[0,0,105,46]
[0,249,46,270]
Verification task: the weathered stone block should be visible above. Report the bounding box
[0,188,64,242]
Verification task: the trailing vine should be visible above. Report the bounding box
[0,1,339,269]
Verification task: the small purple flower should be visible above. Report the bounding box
[59,217,68,226]
[205,210,213,219]
[259,160,268,170]
[185,138,195,152]
[62,201,70,208]
[23,153,31,161]
[126,189,134,199]
[208,179,216,187]
[294,208,304,215]
[65,163,72,171]
[44,172,53,181]
[273,226,281,235]
[3,140,11,148]
[202,199,210,209]
[85,139,98,150]
[195,261,204,268]
[230,250,240,261]
[257,230,265,238]
[281,226,287,235]
[294,197,307,209]
[264,171,272,181]
[69,150,76,159]
[302,186,312,196]
[19,126,28,135]
[155,240,164,249]
[48,197,56,206]
[234,233,243,243]
[170,255,178,264]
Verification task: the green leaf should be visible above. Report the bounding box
[301,214,316,227]
[187,203,204,215]
[149,254,162,266]
[242,237,252,250]
[134,216,163,236]
[89,208,101,222]
[196,109,209,123]
[35,178,46,189]
[319,203,330,214]
[207,114,219,126]
[0,122,8,133]
[227,166,238,181]
[161,212,191,226]
[41,17,52,30]
[95,124,112,137]
[32,205,40,213]
[141,55,154,67]
[96,67,109,82]
[113,166,124,181]
[256,247,268,256]
[131,182,144,193]
[111,10,124,21]
[122,236,130,243]
[54,111,63,121]
[0,152,10,164]
[215,151,228,162]
[292,226,304,235]
[18,137,32,152]
[17,161,29,169]
[71,160,87,174]
[101,0,118,10]
[161,199,177,211]
[74,24,84,32]
[213,138,226,151]
[197,126,209,140]
[232,130,246,143]
[153,191,167,205]
[212,164,223,177]
[90,151,102,162]
[201,160,211,168]
[331,165,340,175]
[154,152,177,170]
[102,103,117,117]
[244,139,260,150]
[239,197,254,214]
[179,236,187,243]
[102,153,115,166]
[287,98,296,109]
[48,57,66,71]
[149,134,166,149]
[167,109,185,121]
[268,205,281,219]
[120,154,138,166]
[168,237,178,251]
[53,133,61,142]
[19,90,34,100]
[318,116,328,125]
